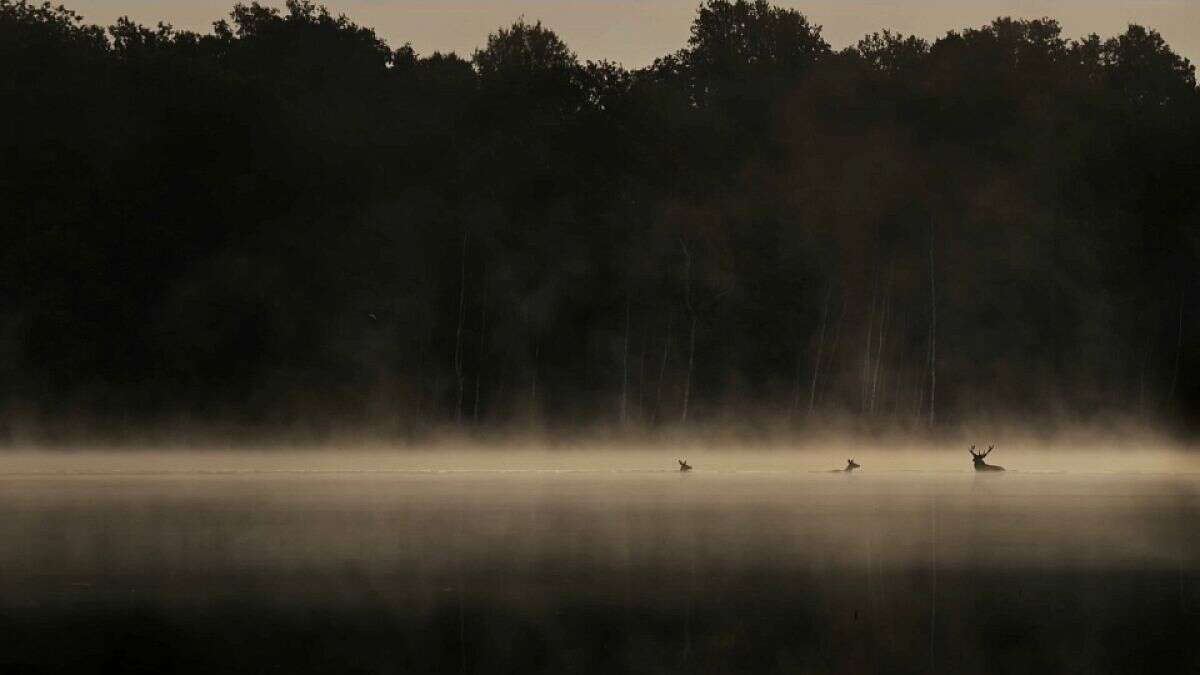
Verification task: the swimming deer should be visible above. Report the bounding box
[827,459,860,473]
[677,459,692,472]
[969,444,1004,472]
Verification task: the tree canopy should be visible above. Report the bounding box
[1,0,1197,440]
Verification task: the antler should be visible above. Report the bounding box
[985,444,994,457]
[968,444,978,457]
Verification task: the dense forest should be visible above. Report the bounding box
[2,0,1198,440]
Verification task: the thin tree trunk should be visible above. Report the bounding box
[680,238,695,425]
[869,292,885,414]
[453,231,469,425]
[682,313,697,425]
[530,341,540,423]
[890,314,908,420]
[874,291,891,414]
[414,330,427,421]
[1168,291,1184,403]
[1138,332,1153,419]
[823,294,847,407]
[863,227,881,411]
[871,261,894,415]
[432,373,442,421]
[809,283,833,414]
[864,281,877,412]
[915,328,928,428]
[791,328,803,418]
[473,373,482,425]
[655,314,672,423]
[637,321,648,424]
[473,268,487,426]
[927,221,937,430]
[495,360,508,421]
[621,295,631,425]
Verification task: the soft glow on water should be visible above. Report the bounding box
[1,443,1196,672]
[2,444,1197,584]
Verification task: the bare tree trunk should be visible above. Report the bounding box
[1138,332,1153,419]
[530,341,540,424]
[791,333,803,419]
[473,268,487,426]
[655,314,672,424]
[453,231,469,426]
[862,227,881,412]
[1168,290,1184,404]
[680,239,695,425]
[875,291,892,413]
[823,294,847,407]
[621,295,630,425]
[911,366,919,424]
[808,283,833,414]
[869,293,884,414]
[637,321,648,424]
[495,360,508,421]
[915,333,927,428]
[890,313,908,420]
[473,372,482,425]
[682,313,697,425]
[871,261,894,415]
[414,329,427,421]
[927,221,937,430]
[863,279,877,413]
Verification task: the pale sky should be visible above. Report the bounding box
[66,1,1200,66]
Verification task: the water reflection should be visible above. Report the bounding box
[0,447,1196,672]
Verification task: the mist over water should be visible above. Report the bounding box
[2,442,1197,672]
[6,0,1200,670]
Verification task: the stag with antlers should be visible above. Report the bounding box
[677,458,692,472]
[969,444,1005,472]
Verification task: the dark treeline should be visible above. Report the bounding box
[2,0,1198,440]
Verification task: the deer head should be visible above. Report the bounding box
[969,445,987,466]
[846,459,860,470]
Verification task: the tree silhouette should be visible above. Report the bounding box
[0,1,1197,440]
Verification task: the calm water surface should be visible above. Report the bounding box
[2,448,1197,673]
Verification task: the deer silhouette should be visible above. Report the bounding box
[677,459,692,472]
[828,458,860,473]
[969,444,1004,472]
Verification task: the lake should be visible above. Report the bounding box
[1,446,1197,673]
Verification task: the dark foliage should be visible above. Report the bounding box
[2,0,1198,439]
